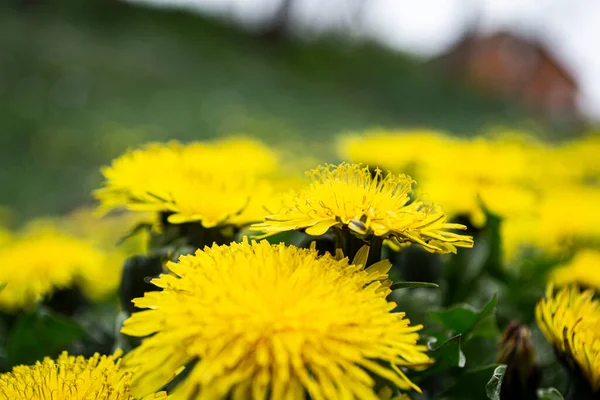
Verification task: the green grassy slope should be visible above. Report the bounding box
[0,0,534,220]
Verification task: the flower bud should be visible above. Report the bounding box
[497,321,541,400]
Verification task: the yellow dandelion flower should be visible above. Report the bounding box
[0,351,167,400]
[500,216,544,263]
[95,138,280,228]
[551,250,600,291]
[22,211,148,301]
[0,228,108,312]
[536,285,600,393]
[550,134,600,184]
[337,129,453,174]
[537,185,600,250]
[252,163,473,254]
[418,179,538,228]
[198,136,279,175]
[121,240,432,400]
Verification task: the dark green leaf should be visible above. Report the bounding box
[429,295,499,340]
[415,335,465,379]
[537,388,564,400]
[441,227,488,306]
[442,364,502,400]
[391,281,439,290]
[7,308,86,367]
[478,204,506,282]
[119,255,164,315]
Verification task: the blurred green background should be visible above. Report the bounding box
[0,0,582,221]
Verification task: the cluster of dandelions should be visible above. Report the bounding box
[94,137,473,253]
[84,138,477,399]
[339,130,600,262]
[1,137,477,399]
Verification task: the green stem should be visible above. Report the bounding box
[365,236,384,267]
[183,223,234,248]
[333,228,383,268]
[565,365,596,400]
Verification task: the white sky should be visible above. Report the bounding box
[130,0,600,119]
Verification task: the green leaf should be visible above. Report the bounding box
[415,334,465,379]
[537,388,564,400]
[7,307,86,367]
[391,281,440,290]
[429,295,499,340]
[478,204,506,282]
[442,364,503,400]
[0,282,6,292]
[486,365,506,400]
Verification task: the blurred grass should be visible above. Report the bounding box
[0,0,561,221]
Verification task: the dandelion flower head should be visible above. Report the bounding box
[536,285,600,392]
[551,250,600,291]
[0,351,166,400]
[252,163,473,253]
[0,226,108,312]
[122,239,432,400]
[95,137,280,228]
[337,129,452,174]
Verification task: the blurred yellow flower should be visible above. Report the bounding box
[122,240,431,400]
[551,134,600,183]
[418,180,538,228]
[338,131,543,225]
[537,185,600,250]
[337,129,452,174]
[501,184,600,262]
[0,351,166,400]
[252,163,473,254]
[551,250,600,291]
[0,227,112,312]
[95,137,282,228]
[536,285,600,393]
[500,216,543,263]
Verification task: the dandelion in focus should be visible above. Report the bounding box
[252,163,473,255]
[0,351,166,400]
[122,239,432,399]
